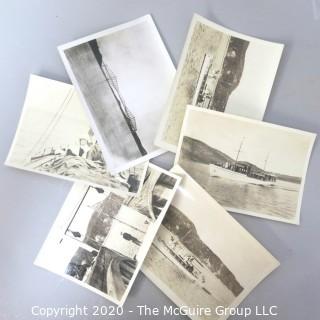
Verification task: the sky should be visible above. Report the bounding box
[8,75,92,164]
[181,108,314,177]
[225,39,283,120]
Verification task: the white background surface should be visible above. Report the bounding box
[0,1,319,319]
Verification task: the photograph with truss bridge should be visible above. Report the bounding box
[59,15,175,173]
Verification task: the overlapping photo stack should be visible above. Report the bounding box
[5,14,316,320]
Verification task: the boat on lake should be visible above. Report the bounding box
[209,138,277,186]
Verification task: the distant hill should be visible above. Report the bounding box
[275,174,301,184]
[162,205,243,296]
[181,136,301,184]
[181,136,234,165]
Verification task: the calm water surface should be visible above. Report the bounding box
[180,159,300,220]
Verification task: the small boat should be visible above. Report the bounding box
[152,230,201,283]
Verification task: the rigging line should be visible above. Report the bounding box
[35,89,75,154]
[26,88,73,161]
[25,88,74,163]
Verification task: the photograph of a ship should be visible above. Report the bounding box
[59,15,175,173]
[5,75,146,193]
[143,170,279,320]
[155,14,284,152]
[192,38,248,112]
[147,206,244,305]
[175,107,316,224]
[34,164,180,305]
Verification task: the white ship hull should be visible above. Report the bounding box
[209,164,274,186]
[153,228,235,304]
[152,234,197,283]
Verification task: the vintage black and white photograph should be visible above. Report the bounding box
[34,164,180,305]
[155,14,284,152]
[5,75,147,194]
[59,15,175,173]
[175,106,316,224]
[143,167,279,320]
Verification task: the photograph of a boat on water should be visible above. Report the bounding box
[175,106,316,224]
[5,75,147,193]
[155,14,284,152]
[143,167,279,320]
[59,15,175,173]
[34,163,180,305]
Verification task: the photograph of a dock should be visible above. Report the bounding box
[175,107,316,224]
[143,169,279,320]
[59,16,175,173]
[35,164,180,305]
[5,75,146,193]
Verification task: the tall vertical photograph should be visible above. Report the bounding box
[175,107,316,224]
[143,168,279,320]
[35,164,180,305]
[59,15,175,173]
[192,37,249,112]
[5,75,146,193]
[155,14,284,152]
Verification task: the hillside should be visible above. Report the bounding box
[275,174,301,184]
[162,205,244,296]
[181,136,234,164]
[181,136,301,183]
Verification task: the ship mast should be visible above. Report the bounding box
[180,228,192,242]
[235,137,245,164]
[263,153,270,171]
